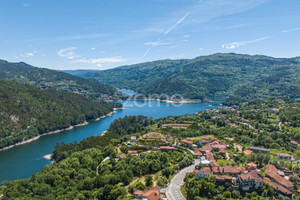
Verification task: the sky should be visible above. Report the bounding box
[0,0,300,70]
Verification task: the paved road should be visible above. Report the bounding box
[166,159,200,200]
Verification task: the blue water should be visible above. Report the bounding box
[0,97,220,183]
[117,89,138,95]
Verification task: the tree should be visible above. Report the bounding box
[145,175,153,187]
[157,176,168,187]
[223,191,231,199]
[232,190,240,199]
[135,181,146,190]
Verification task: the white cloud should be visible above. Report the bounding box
[222,36,270,49]
[90,47,96,50]
[183,39,189,42]
[23,3,29,7]
[199,48,204,51]
[57,47,78,59]
[73,56,126,67]
[21,51,37,58]
[281,27,300,33]
[144,41,168,46]
[184,35,191,38]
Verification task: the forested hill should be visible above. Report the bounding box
[80,53,300,101]
[0,78,115,149]
[0,59,121,101]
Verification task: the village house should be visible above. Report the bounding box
[225,137,235,142]
[243,150,253,155]
[201,136,211,140]
[199,139,210,147]
[186,137,197,141]
[199,144,211,154]
[159,146,175,152]
[194,167,211,179]
[181,139,193,145]
[134,187,161,200]
[290,140,298,146]
[205,151,214,161]
[214,175,233,184]
[264,177,293,199]
[216,165,245,175]
[276,153,293,160]
[266,172,294,191]
[284,122,292,126]
[237,171,264,191]
[194,148,203,159]
[247,162,257,171]
[211,144,226,152]
[266,165,294,191]
[118,154,126,160]
[128,150,139,156]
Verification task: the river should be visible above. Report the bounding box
[0,92,221,184]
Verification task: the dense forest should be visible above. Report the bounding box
[0,78,118,149]
[79,53,300,102]
[0,59,122,101]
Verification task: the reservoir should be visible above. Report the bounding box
[0,95,221,183]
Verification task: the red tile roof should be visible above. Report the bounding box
[212,144,226,150]
[276,153,292,157]
[266,165,278,175]
[218,166,245,174]
[160,146,175,150]
[119,154,126,159]
[239,171,263,183]
[266,172,294,189]
[181,139,193,144]
[194,167,211,175]
[290,141,298,145]
[186,137,197,140]
[128,150,138,155]
[201,144,212,151]
[134,187,161,200]
[247,162,257,169]
[243,150,253,155]
[264,178,293,196]
[205,151,214,161]
[210,161,219,168]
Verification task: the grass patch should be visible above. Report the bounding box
[180,185,187,199]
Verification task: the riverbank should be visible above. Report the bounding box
[0,121,88,152]
[93,107,125,121]
[0,109,123,152]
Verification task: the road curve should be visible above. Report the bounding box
[166,159,200,200]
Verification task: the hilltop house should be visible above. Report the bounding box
[134,187,161,200]
[247,162,257,171]
[159,146,175,152]
[181,140,193,145]
[276,153,293,160]
[194,167,211,179]
[237,171,264,191]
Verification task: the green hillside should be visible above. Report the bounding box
[0,78,116,149]
[81,53,300,102]
[0,60,121,101]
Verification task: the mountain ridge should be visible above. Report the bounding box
[79,53,300,102]
[0,59,122,101]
